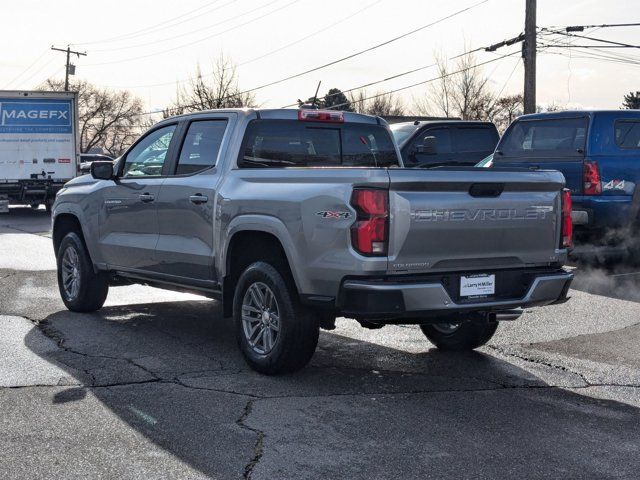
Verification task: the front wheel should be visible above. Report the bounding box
[233,261,319,375]
[56,232,109,312]
[420,316,498,351]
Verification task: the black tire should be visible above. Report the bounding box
[56,232,109,312]
[233,261,319,375]
[420,316,498,351]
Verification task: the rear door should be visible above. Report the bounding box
[153,115,232,283]
[452,124,499,165]
[386,168,565,275]
[493,116,589,195]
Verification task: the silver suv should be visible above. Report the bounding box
[52,109,573,374]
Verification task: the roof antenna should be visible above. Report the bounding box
[311,80,322,109]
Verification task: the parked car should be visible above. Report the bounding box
[52,108,573,374]
[79,154,114,174]
[390,120,499,168]
[492,110,640,251]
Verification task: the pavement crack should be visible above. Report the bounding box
[236,399,265,480]
[488,345,590,385]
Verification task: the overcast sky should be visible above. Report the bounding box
[2,0,638,114]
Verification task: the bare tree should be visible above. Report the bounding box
[170,55,257,115]
[348,90,405,116]
[39,78,145,156]
[492,94,523,132]
[414,50,494,120]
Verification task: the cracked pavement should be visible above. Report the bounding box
[1,207,640,479]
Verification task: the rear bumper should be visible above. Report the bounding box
[572,195,635,230]
[338,269,573,319]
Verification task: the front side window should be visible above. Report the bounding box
[123,125,176,177]
[239,120,399,168]
[499,117,588,159]
[175,120,228,175]
[615,120,640,149]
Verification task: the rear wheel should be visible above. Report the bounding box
[420,316,498,351]
[56,232,109,312]
[233,261,319,374]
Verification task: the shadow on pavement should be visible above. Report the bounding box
[22,299,640,479]
[0,206,52,236]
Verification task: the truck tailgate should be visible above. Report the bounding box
[493,157,583,195]
[387,168,565,274]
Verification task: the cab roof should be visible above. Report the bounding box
[518,109,640,121]
[155,108,383,126]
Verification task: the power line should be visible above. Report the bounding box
[71,0,231,46]
[206,1,490,101]
[542,30,640,49]
[539,39,640,66]
[280,60,439,108]
[545,22,640,31]
[540,49,640,67]
[235,0,384,68]
[325,51,520,111]
[83,0,303,66]
[104,0,385,89]
[140,50,517,118]
[4,50,49,89]
[133,0,489,116]
[19,56,59,88]
[91,0,276,53]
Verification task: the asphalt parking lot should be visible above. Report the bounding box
[1,207,640,479]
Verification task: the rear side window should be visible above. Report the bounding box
[239,120,399,168]
[456,127,497,153]
[615,120,640,149]
[175,120,227,175]
[499,117,588,159]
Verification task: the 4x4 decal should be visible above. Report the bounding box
[316,211,351,219]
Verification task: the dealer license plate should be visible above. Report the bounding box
[460,274,495,297]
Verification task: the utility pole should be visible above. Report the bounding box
[50,45,86,91]
[523,0,536,114]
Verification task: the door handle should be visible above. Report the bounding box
[189,194,209,204]
[139,193,155,203]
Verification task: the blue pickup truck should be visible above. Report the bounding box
[492,110,640,252]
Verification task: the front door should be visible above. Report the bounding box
[154,118,230,284]
[99,124,178,271]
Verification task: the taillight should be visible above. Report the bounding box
[583,161,602,195]
[298,109,344,123]
[350,189,388,256]
[561,188,573,249]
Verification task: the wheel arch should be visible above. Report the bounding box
[52,208,98,270]
[221,219,304,318]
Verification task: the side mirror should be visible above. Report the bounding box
[416,136,437,155]
[90,161,115,180]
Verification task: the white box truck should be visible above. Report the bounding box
[0,90,79,213]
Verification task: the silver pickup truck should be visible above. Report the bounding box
[51,108,573,374]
